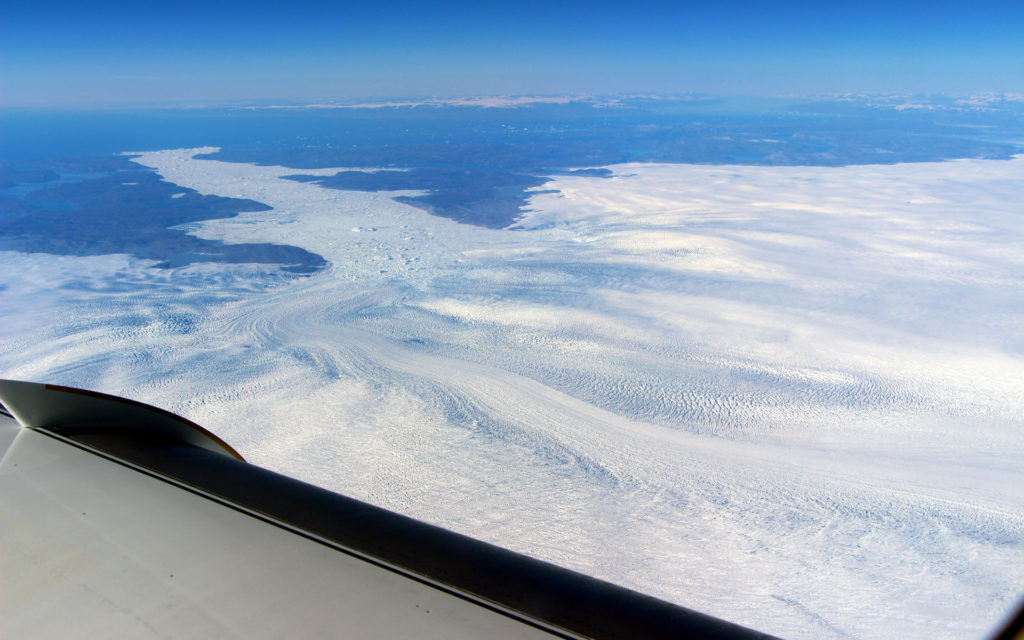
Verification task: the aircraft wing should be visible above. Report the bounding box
[0,379,777,639]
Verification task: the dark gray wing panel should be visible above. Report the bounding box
[0,380,776,639]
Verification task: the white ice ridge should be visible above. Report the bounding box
[2,148,1023,640]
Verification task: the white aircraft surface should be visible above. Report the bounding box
[1,379,784,639]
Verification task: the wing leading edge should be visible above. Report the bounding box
[0,378,774,639]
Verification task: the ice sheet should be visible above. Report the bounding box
[2,149,1022,639]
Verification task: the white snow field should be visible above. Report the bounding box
[2,148,1022,639]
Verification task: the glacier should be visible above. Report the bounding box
[1,148,1022,639]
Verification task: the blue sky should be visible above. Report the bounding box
[2,0,1021,106]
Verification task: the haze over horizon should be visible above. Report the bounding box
[2,0,1021,107]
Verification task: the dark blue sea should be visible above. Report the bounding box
[1,96,1021,271]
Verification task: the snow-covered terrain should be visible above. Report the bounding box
[2,148,1022,639]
